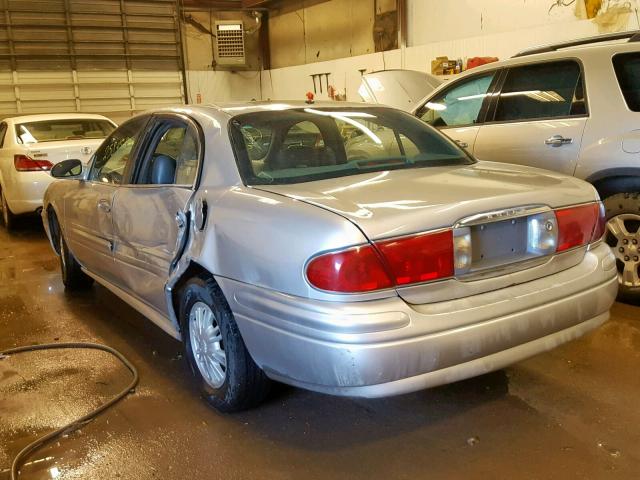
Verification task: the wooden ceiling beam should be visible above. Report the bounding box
[241,0,271,7]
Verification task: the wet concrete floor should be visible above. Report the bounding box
[0,217,639,479]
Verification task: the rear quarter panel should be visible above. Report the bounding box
[572,44,640,180]
[189,185,372,301]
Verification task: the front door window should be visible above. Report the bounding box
[418,72,496,128]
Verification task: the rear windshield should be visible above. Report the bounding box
[15,119,115,144]
[229,107,473,185]
[613,52,640,112]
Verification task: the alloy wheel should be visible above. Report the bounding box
[189,301,227,388]
[606,213,640,288]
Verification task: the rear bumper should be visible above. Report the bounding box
[3,171,53,215]
[218,242,618,398]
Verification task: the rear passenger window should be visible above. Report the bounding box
[494,61,585,122]
[613,52,640,111]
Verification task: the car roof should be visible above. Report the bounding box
[410,34,640,112]
[3,113,113,124]
[513,30,640,57]
[443,34,640,79]
[154,101,388,119]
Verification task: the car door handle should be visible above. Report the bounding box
[545,135,573,147]
[97,200,111,213]
[454,139,469,149]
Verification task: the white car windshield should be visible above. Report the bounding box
[15,119,115,144]
[230,107,473,185]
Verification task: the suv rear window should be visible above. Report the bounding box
[613,52,640,111]
[230,107,473,185]
[493,60,585,122]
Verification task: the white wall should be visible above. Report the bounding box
[199,0,640,104]
[186,71,262,104]
[259,49,402,101]
[407,0,588,45]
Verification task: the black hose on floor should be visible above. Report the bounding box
[0,342,139,480]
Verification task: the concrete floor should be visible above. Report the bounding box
[1,218,639,480]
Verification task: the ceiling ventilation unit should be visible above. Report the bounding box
[214,21,246,68]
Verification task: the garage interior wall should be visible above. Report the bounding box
[267,0,381,69]
[259,0,640,102]
[0,0,184,124]
[182,7,263,104]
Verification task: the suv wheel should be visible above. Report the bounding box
[179,276,270,412]
[603,193,640,299]
[0,188,15,230]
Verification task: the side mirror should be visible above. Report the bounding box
[51,159,83,179]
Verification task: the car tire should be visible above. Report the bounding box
[1,188,15,231]
[603,192,640,300]
[58,227,94,290]
[179,276,271,412]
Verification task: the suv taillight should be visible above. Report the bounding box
[14,154,53,172]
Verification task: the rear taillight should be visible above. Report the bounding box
[306,245,394,293]
[375,230,454,285]
[592,202,606,243]
[555,202,602,252]
[14,154,53,172]
[306,202,605,294]
[306,230,453,293]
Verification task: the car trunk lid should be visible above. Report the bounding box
[255,161,599,302]
[257,161,596,240]
[25,138,105,166]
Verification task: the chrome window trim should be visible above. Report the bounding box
[454,204,550,228]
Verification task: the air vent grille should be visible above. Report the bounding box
[216,23,245,58]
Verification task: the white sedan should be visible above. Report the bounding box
[0,113,116,229]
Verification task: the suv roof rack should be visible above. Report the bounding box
[513,30,640,57]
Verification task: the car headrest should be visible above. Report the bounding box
[271,145,315,170]
[151,154,176,185]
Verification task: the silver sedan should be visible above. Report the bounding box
[42,102,617,411]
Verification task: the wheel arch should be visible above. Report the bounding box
[45,203,62,255]
[168,260,222,335]
[586,169,640,199]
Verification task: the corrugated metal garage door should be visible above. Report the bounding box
[0,0,185,123]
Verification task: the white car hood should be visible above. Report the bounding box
[358,70,442,112]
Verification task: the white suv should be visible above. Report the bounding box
[0,113,116,229]
[385,31,640,299]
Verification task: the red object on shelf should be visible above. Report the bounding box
[467,57,499,70]
[305,91,315,104]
